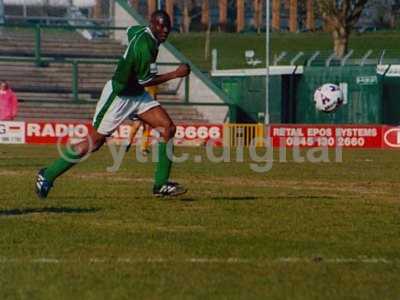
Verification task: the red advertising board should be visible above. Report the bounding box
[24,121,223,146]
[174,124,223,146]
[25,122,94,144]
[269,125,384,148]
[382,126,400,149]
[0,121,395,149]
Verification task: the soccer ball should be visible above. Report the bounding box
[313,83,344,113]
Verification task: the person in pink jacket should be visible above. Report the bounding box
[0,81,18,121]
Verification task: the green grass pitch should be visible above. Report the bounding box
[0,144,399,299]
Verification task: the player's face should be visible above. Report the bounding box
[153,17,171,43]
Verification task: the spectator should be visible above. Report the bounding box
[0,81,18,121]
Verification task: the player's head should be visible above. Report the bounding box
[0,80,9,90]
[150,10,171,44]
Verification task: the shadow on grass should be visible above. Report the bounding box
[0,206,101,216]
[211,196,258,201]
[267,195,338,200]
[180,198,197,202]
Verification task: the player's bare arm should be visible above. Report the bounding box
[143,63,191,87]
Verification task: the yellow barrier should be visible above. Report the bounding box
[223,123,264,147]
[145,85,158,99]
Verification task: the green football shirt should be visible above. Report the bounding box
[112,25,159,96]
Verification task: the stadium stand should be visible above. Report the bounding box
[0,29,123,58]
[0,28,207,123]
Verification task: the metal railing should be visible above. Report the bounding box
[211,47,400,70]
[0,23,126,65]
[0,56,192,103]
[272,49,400,67]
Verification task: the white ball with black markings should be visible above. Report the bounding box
[314,83,344,113]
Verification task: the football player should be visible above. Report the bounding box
[36,10,190,198]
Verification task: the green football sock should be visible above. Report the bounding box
[154,142,172,188]
[44,148,81,183]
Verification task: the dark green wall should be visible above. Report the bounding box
[212,75,281,123]
[212,66,399,125]
[383,76,400,125]
[296,66,383,124]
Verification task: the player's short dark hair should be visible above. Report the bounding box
[150,10,171,26]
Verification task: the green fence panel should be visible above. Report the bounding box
[220,80,241,103]
[382,75,400,125]
[212,75,281,123]
[296,66,383,124]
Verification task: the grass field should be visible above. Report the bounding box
[169,31,400,70]
[0,144,399,299]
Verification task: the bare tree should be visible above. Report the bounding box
[306,0,315,31]
[181,0,193,33]
[253,0,263,34]
[165,0,174,28]
[147,0,157,19]
[93,0,103,19]
[372,0,396,29]
[272,0,281,31]
[237,0,245,32]
[176,0,208,32]
[317,0,369,58]
[201,0,210,30]
[289,0,298,32]
[219,0,228,31]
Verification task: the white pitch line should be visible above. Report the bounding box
[276,257,394,264]
[32,258,61,264]
[0,257,398,264]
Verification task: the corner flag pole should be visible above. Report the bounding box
[265,0,270,125]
